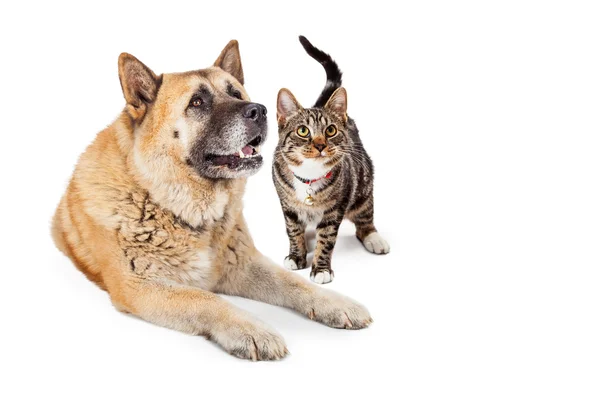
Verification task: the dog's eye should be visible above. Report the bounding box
[231,90,242,100]
[296,125,310,137]
[325,125,337,137]
[190,97,203,107]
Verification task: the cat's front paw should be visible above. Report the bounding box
[284,255,308,270]
[308,290,372,329]
[362,232,390,254]
[310,267,334,284]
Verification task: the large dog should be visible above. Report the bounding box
[52,41,372,360]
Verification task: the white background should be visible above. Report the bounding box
[1,1,599,399]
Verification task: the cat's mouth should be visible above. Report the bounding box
[305,153,328,159]
[303,151,334,160]
[206,135,263,169]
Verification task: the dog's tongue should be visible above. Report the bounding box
[241,145,253,156]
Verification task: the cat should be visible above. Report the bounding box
[272,36,390,284]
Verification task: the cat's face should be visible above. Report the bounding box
[276,87,349,171]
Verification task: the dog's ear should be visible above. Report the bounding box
[324,87,347,122]
[277,88,302,127]
[118,53,160,121]
[214,40,244,85]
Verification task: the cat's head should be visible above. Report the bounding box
[275,87,349,174]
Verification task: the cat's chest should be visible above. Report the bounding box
[292,178,328,204]
[288,159,331,203]
[285,179,325,227]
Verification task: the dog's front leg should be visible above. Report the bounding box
[216,255,373,329]
[113,280,287,361]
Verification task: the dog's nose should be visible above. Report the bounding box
[314,143,326,152]
[242,103,267,122]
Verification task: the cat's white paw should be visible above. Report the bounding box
[363,232,390,254]
[284,256,299,270]
[310,269,334,284]
[284,256,307,270]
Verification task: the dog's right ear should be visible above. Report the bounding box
[277,88,302,127]
[118,53,160,121]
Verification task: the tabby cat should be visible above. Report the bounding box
[272,36,390,284]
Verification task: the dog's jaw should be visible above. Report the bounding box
[188,124,268,180]
[130,134,240,228]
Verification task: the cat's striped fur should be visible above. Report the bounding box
[272,36,389,284]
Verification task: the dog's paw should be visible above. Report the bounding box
[310,268,334,284]
[216,319,288,361]
[284,255,307,270]
[362,232,390,254]
[308,291,372,329]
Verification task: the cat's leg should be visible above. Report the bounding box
[349,198,390,255]
[283,209,308,270]
[310,210,343,284]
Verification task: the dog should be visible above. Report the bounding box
[51,40,372,360]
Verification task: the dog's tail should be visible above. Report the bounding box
[299,35,343,108]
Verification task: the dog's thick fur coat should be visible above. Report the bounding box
[51,41,371,360]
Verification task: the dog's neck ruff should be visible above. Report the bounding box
[293,170,332,185]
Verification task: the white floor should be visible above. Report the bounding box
[2,2,600,399]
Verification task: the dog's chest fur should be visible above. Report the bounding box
[115,190,227,289]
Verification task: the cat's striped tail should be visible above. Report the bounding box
[299,35,343,108]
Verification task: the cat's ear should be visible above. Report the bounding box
[214,40,244,85]
[277,88,302,126]
[325,87,348,121]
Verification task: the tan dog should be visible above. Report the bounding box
[51,41,372,361]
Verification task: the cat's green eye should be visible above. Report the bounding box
[325,125,337,137]
[296,125,310,137]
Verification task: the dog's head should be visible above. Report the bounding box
[119,41,266,180]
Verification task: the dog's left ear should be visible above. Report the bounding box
[118,53,160,122]
[214,40,244,85]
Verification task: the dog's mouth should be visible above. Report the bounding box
[206,135,263,169]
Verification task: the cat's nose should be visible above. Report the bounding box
[314,143,326,152]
